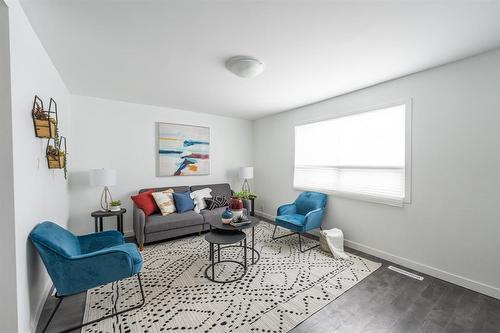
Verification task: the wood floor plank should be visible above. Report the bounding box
[417,283,466,333]
[471,297,500,333]
[388,278,447,333]
[442,288,484,333]
[359,270,428,332]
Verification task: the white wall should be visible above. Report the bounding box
[254,49,500,299]
[69,95,253,235]
[0,2,18,332]
[6,0,72,331]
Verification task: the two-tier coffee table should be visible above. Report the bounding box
[204,229,247,283]
[209,215,260,265]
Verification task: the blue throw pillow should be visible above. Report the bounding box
[173,191,195,213]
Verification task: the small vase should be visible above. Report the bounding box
[229,196,243,220]
[221,208,233,224]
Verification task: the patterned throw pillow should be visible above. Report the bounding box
[204,196,229,210]
[152,189,176,216]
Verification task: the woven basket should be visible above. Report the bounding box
[34,118,56,138]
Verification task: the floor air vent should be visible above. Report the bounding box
[388,265,424,281]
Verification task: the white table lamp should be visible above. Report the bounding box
[239,166,253,192]
[90,169,117,211]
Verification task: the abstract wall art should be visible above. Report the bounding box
[157,123,210,176]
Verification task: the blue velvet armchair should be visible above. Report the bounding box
[29,221,145,333]
[273,191,328,252]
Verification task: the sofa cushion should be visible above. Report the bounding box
[204,195,229,210]
[191,183,231,200]
[199,207,227,225]
[152,189,176,216]
[131,190,158,216]
[200,207,248,225]
[190,187,212,213]
[145,211,204,234]
[173,191,195,213]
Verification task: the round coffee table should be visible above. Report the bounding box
[205,229,247,283]
[209,216,260,265]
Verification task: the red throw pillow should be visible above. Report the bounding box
[131,189,158,216]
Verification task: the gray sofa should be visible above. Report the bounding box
[133,183,243,249]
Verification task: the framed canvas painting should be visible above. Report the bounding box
[157,123,210,176]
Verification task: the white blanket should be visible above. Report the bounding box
[321,228,349,260]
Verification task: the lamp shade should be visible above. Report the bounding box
[90,169,117,187]
[239,167,254,179]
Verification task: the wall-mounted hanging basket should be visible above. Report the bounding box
[32,95,58,138]
[46,136,67,170]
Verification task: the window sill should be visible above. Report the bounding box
[293,186,407,207]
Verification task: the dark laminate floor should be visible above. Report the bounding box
[37,221,500,333]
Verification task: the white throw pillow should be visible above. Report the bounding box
[152,189,176,216]
[190,188,212,213]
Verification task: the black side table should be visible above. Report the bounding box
[91,209,126,234]
[205,229,247,283]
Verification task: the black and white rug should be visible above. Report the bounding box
[83,222,380,333]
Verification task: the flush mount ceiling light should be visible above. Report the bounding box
[225,56,265,78]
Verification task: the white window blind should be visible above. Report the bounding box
[294,104,409,206]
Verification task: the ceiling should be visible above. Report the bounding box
[19,0,500,119]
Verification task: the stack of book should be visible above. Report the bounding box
[229,219,251,227]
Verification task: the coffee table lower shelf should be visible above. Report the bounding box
[205,230,249,283]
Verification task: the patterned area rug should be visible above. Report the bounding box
[83,222,380,333]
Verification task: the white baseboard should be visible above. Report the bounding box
[124,230,135,238]
[255,210,275,221]
[255,210,500,300]
[31,279,53,333]
[344,239,500,300]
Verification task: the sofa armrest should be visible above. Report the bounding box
[277,203,296,216]
[133,204,146,250]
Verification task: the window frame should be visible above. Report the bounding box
[293,99,412,207]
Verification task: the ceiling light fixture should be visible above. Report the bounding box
[225,56,265,78]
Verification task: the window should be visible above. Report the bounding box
[294,102,411,206]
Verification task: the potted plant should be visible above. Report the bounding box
[46,138,68,179]
[233,190,257,215]
[33,104,57,138]
[109,200,121,211]
[46,145,65,169]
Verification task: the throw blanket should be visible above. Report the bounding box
[321,228,349,259]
